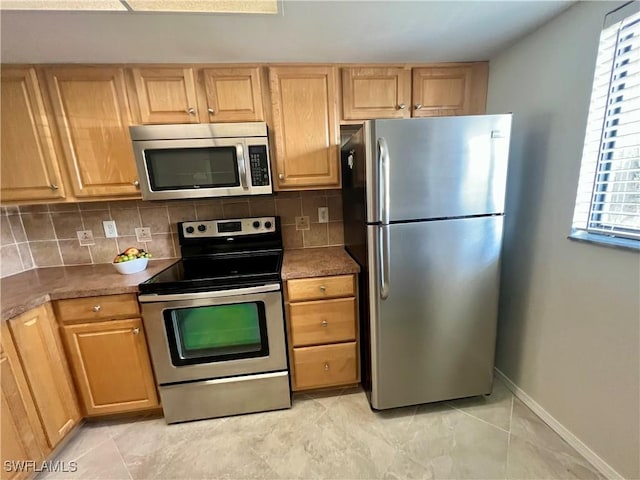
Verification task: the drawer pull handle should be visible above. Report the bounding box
[92,305,101,312]
[321,320,328,327]
[132,328,140,335]
[319,285,326,292]
[324,363,330,371]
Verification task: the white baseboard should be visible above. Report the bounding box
[494,368,624,480]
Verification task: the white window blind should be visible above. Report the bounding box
[572,3,640,241]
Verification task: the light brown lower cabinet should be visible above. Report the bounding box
[1,323,49,480]
[293,342,358,390]
[62,318,159,416]
[7,303,81,450]
[286,274,360,391]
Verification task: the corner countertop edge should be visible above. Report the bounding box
[1,259,178,322]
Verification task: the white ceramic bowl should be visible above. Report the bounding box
[112,257,148,275]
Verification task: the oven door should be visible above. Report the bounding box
[133,137,271,200]
[139,284,287,385]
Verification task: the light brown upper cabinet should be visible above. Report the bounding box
[0,67,66,203]
[342,67,411,120]
[45,67,140,198]
[199,67,264,122]
[7,303,81,450]
[341,63,489,120]
[131,67,200,124]
[412,63,488,117]
[269,66,340,190]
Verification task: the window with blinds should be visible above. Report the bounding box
[572,2,640,243]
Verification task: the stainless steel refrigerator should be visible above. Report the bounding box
[341,115,512,410]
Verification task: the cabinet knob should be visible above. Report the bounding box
[278,173,284,180]
[187,107,196,115]
[324,363,330,371]
[321,320,328,327]
[414,103,423,110]
[132,327,140,335]
[92,305,101,312]
[319,285,326,292]
[398,103,407,110]
[49,184,59,190]
[208,108,215,114]
[133,180,140,187]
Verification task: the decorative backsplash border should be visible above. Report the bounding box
[0,190,344,278]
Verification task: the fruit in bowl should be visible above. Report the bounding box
[112,247,152,275]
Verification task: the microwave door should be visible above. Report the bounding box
[134,138,249,200]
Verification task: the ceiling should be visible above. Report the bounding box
[0,1,576,64]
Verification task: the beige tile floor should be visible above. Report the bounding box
[39,378,604,480]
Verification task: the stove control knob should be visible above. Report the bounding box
[185,226,195,234]
[253,221,261,229]
[197,224,206,232]
[264,221,272,229]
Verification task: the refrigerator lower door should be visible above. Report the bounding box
[367,216,503,410]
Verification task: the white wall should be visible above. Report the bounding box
[0,1,572,63]
[487,2,640,478]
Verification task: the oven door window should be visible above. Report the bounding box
[145,146,240,191]
[164,301,269,366]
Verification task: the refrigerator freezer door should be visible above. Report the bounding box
[369,115,511,223]
[367,216,503,409]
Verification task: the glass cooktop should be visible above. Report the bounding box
[139,251,282,295]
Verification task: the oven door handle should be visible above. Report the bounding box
[138,283,281,303]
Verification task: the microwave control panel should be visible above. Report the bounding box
[248,145,270,186]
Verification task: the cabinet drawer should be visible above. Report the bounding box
[293,342,357,390]
[289,298,356,347]
[54,294,139,324]
[287,275,355,302]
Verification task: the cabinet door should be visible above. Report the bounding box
[8,304,80,449]
[45,67,140,197]
[1,324,49,480]
[62,318,159,416]
[341,67,411,120]
[1,67,66,202]
[412,63,488,117]
[200,67,264,122]
[131,67,199,124]
[269,66,340,189]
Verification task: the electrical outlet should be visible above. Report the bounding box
[77,230,95,246]
[295,215,310,231]
[103,220,118,238]
[318,207,329,223]
[136,227,152,242]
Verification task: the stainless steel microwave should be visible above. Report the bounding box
[130,122,272,201]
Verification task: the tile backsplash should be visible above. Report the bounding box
[0,190,344,278]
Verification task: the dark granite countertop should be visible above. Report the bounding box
[281,247,360,280]
[1,259,178,321]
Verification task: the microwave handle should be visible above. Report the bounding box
[236,144,250,190]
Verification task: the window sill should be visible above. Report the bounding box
[568,230,640,252]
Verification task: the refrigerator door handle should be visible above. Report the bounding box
[377,137,390,225]
[379,225,390,299]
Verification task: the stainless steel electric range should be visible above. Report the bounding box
[138,216,291,424]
